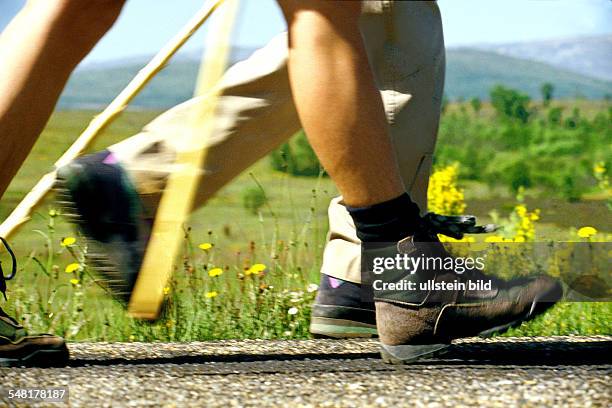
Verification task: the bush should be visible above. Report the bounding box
[470,97,482,114]
[564,107,581,129]
[547,107,563,125]
[490,85,531,124]
[540,82,554,106]
[270,130,324,177]
[436,88,610,201]
[242,187,267,215]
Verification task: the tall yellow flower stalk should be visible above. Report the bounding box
[428,165,540,243]
[511,204,540,242]
[428,164,473,242]
[593,161,611,211]
[427,164,466,216]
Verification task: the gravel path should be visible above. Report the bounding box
[1,336,610,407]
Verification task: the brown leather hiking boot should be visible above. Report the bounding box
[364,222,563,364]
[1,237,69,367]
[0,307,69,367]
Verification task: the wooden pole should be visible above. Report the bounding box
[0,0,225,240]
[128,0,240,319]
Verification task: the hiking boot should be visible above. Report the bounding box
[55,150,150,304]
[309,213,504,339]
[0,238,68,367]
[0,307,69,367]
[310,274,377,338]
[369,230,563,364]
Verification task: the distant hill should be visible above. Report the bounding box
[473,35,612,82]
[58,46,612,109]
[444,48,612,101]
[58,47,255,110]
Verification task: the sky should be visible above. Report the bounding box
[1,0,611,66]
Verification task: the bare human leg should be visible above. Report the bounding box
[277,0,405,208]
[0,0,125,198]
[277,2,562,362]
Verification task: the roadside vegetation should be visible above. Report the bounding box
[1,85,610,341]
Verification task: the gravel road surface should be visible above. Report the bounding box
[1,336,610,407]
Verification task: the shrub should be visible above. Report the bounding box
[540,82,554,107]
[270,130,324,177]
[564,107,581,129]
[436,93,609,201]
[470,97,482,114]
[490,85,531,124]
[242,187,267,215]
[269,142,292,173]
[547,107,563,125]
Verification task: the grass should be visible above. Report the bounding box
[0,107,610,342]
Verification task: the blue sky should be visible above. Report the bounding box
[1,0,611,65]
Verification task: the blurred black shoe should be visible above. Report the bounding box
[55,150,150,304]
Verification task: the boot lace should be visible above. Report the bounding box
[0,237,17,302]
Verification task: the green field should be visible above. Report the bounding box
[1,101,610,342]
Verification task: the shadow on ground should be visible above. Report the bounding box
[70,339,611,368]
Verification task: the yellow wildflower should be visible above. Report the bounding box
[245,263,266,276]
[163,287,171,295]
[198,243,213,251]
[485,235,507,243]
[208,267,223,277]
[438,235,475,243]
[512,205,539,242]
[69,278,79,285]
[428,164,466,216]
[251,263,266,272]
[577,226,597,238]
[593,162,606,174]
[61,237,76,247]
[65,263,80,273]
[205,291,218,298]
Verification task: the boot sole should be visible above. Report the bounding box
[0,346,69,368]
[310,316,378,339]
[380,293,559,364]
[380,343,449,364]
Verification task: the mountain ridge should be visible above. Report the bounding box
[58,40,612,109]
[470,34,612,81]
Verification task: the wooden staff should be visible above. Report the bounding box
[128,0,240,319]
[0,0,226,240]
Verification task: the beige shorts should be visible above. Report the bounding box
[109,0,445,283]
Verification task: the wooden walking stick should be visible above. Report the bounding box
[0,0,226,240]
[128,0,240,319]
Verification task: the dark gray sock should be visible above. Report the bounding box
[346,192,422,242]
